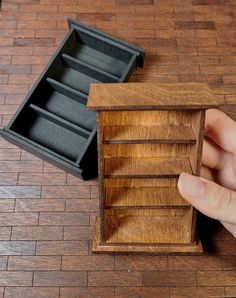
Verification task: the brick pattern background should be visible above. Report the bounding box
[0,0,236,297]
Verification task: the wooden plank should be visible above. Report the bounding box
[87,82,222,110]
[93,218,203,254]
[104,157,192,178]
[101,110,199,126]
[105,186,190,207]
[103,209,192,244]
[103,143,190,158]
[103,124,196,144]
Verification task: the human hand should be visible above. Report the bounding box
[178,109,236,238]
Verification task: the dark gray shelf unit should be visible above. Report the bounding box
[0,19,145,180]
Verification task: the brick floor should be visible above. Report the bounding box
[0,0,236,297]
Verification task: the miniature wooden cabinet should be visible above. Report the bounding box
[87,83,221,253]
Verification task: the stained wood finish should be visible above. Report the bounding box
[87,83,222,110]
[104,157,193,178]
[93,218,203,254]
[87,82,218,253]
[104,209,192,244]
[105,187,190,207]
[103,124,196,144]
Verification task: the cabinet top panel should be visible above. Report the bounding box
[87,82,223,110]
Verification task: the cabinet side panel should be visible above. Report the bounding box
[97,112,105,241]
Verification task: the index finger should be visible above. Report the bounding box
[205,109,236,153]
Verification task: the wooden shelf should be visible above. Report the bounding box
[93,217,203,253]
[104,209,191,244]
[103,124,196,144]
[104,157,192,178]
[105,186,190,208]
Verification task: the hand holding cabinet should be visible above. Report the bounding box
[87,82,222,253]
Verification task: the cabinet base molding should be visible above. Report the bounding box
[92,218,203,254]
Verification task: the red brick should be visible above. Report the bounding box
[0,173,18,185]
[18,172,66,185]
[36,241,88,255]
[5,93,25,104]
[0,38,14,46]
[0,257,7,270]
[0,29,35,38]
[0,85,28,95]
[0,228,11,240]
[41,186,90,198]
[179,74,223,84]
[39,212,89,226]
[62,255,114,271]
[8,256,61,271]
[88,271,142,287]
[115,255,168,270]
[1,2,19,12]
[0,272,32,286]
[175,21,216,30]
[0,20,16,29]
[14,38,55,47]
[0,149,21,160]
[90,186,99,198]
[12,226,63,240]
[8,74,37,85]
[20,4,58,13]
[17,20,57,30]
[33,271,87,287]
[20,150,41,161]
[35,29,66,39]
[0,241,35,255]
[158,65,200,74]
[65,199,99,212]
[200,65,236,74]
[63,226,94,240]
[60,287,114,298]
[0,75,8,84]
[15,198,65,212]
[168,256,222,270]
[0,186,41,198]
[142,271,196,287]
[12,55,50,65]
[178,55,219,65]
[5,287,59,298]
[0,56,11,64]
[170,287,225,298]
[115,287,169,298]
[0,200,15,212]
[0,213,38,226]
[0,160,43,172]
[33,47,56,55]
[197,270,236,286]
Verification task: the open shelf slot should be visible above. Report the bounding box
[103,124,196,144]
[49,54,119,96]
[27,78,96,133]
[61,53,120,82]
[104,157,192,178]
[64,28,135,79]
[104,186,190,208]
[10,107,89,163]
[104,209,192,244]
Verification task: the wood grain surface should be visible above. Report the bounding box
[87,82,223,110]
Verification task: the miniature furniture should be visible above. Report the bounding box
[0,19,145,180]
[87,82,221,253]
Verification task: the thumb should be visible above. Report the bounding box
[178,172,236,225]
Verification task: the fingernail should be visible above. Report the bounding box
[178,173,205,197]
